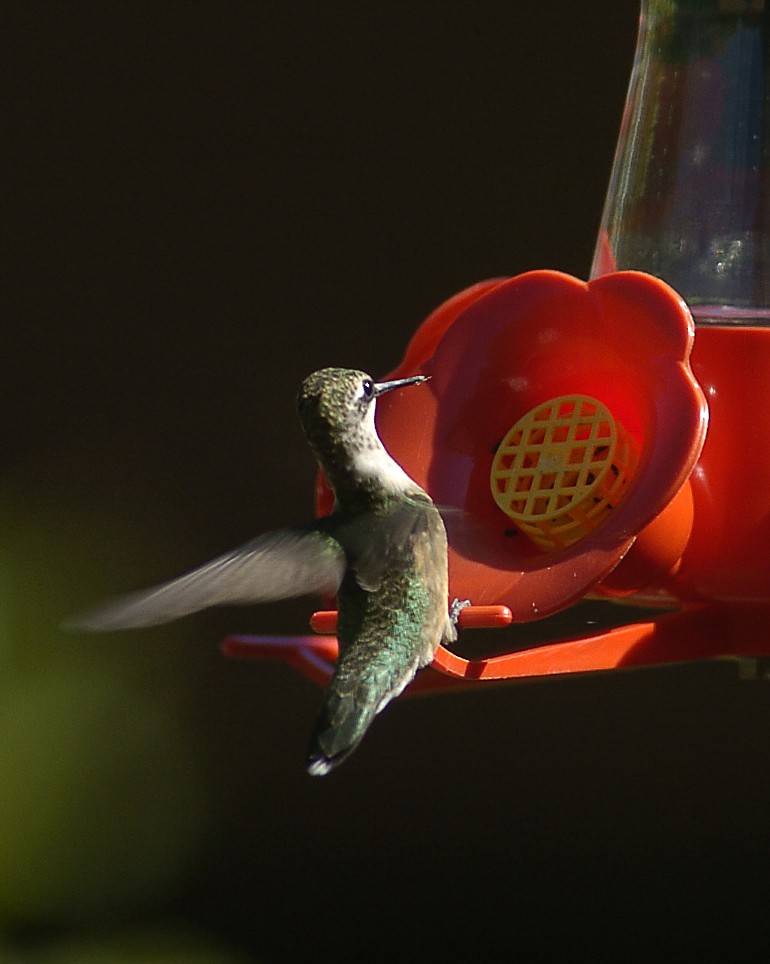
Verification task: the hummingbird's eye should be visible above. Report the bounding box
[362,379,375,399]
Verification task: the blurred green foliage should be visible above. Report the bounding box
[0,440,210,934]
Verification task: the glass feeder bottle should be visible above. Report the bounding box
[591,0,770,325]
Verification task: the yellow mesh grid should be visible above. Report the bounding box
[490,394,638,551]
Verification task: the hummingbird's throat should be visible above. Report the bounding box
[317,435,419,505]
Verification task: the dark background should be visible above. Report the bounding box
[3,2,770,961]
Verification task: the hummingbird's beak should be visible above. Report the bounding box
[373,374,430,397]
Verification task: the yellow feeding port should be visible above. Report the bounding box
[490,394,638,551]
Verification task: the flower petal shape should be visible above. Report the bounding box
[320,270,708,621]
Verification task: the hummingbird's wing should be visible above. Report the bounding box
[68,527,346,631]
[338,494,439,593]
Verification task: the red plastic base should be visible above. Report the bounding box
[221,604,770,694]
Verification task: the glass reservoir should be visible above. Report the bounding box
[591,0,770,325]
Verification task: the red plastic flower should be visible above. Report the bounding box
[322,270,709,620]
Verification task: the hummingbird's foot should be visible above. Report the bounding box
[449,597,471,625]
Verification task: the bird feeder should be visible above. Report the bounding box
[225,0,770,689]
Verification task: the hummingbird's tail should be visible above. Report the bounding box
[306,701,375,777]
[306,649,418,776]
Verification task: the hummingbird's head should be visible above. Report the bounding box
[296,367,428,494]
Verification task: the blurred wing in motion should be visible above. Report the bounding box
[68,527,346,631]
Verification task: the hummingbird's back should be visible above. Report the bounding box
[307,496,453,775]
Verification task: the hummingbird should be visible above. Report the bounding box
[71,368,457,775]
